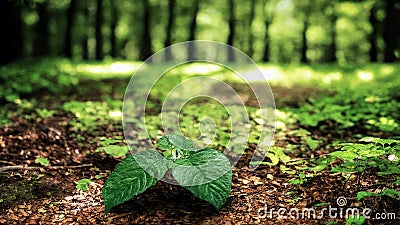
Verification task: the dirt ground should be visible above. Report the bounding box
[0,85,398,225]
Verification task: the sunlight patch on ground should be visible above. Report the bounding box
[60,61,141,79]
[174,63,224,76]
[357,70,374,81]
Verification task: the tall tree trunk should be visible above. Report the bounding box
[139,0,153,61]
[82,0,90,60]
[64,0,77,58]
[262,0,274,62]
[300,18,309,64]
[0,0,22,65]
[110,0,118,58]
[227,0,236,62]
[368,3,378,62]
[187,0,199,61]
[33,0,50,57]
[95,0,104,60]
[164,0,176,61]
[247,0,256,58]
[383,0,400,62]
[326,1,337,63]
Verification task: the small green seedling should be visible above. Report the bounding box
[345,215,365,225]
[76,179,92,191]
[35,158,49,166]
[289,172,307,185]
[102,134,232,213]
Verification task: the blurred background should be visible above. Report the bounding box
[1,0,399,65]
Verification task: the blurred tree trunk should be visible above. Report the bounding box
[110,0,118,58]
[262,0,274,62]
[227,0,236,62]
[383,0,400,62]
[164,0,176,61]
[262,18,271,62]
[64,0,77,58]
[139,0,153,61]
[187,0,199,61]
[368,3,378,62]
[326,1,337,63]
[33,0,50,57]
[81,0,90,60]
[247,0,256,58]
[95,0,104,60]
[300,18,309,64]
[0,0,22,65]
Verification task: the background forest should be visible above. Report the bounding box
[1,0,399,65]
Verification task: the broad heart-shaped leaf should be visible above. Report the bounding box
[167,134,196,151]
[172,148,232,210]
[102,150,169,213]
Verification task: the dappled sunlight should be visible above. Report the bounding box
[60,61,141,78]
[110,62,139,73]
[357,70,374,81]
[109,110,122,119]
[322,72,342,84]
[178,63,223,75]
[379,65,396,77]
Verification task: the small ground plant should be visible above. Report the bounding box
[329,137,400,199]
[102,134,232,213]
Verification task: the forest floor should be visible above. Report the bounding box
[0,62,399,225]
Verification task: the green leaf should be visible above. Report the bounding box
[356,191,378,201]
[305,137,321,150]
[289,179,302,185]
[381,189,400,199]
[345,215,365,225]
[156,136,173,150]
[35,157,49,166]
[314,202,329,207]
[359,137,376,143]
[330,151,358,161]
[132,150,171,180]
[167,134,196,151]
[99,145,130,157]
[5,94,19,102]
[172,148,232,209]
[76,179,91,191]
[289,128,311,137]
[102,151,169,213]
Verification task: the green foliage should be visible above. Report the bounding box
[62,100,122,132]
[356,189,400,201]
[0,59,79,102]
[250,146,291,166]
[289,128,322,150]
[289,172,307,185]
[97,145,130,158]
[330,137,400,200]
[102,135,232,213]
[96,136,129,157]
[291,84,400,134]
[345,215,365,225]
[76,179,92,192]
[35,158,49,166]
[35,108,57,119]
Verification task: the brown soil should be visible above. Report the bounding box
[0,84,398,225]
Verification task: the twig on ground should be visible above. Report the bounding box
[0,164,93,173]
